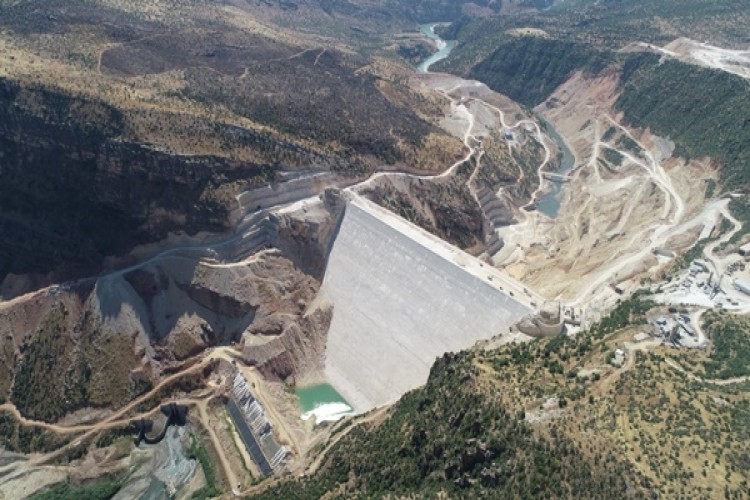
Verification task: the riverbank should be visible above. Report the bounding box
[417,23,457,73]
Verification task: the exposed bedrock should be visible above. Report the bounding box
[181,284,256,319]
[269,188,348,279]
[0,77,283,295]
[234,171,342,216]
[476,187,517,229]
[361,173,485,252]
[101,260,255,350]
[243,304,332,384]
[0,289,149,422]
[0,245,326,421]
[515,301,565,338]
[95,253,321,363]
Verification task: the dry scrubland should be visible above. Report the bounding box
[0,0,460,169]
[0,0,464,282]
[473,325,750,498]
[259,295,750,498]
[1,0,750,498]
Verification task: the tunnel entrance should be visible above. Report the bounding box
[131,403,189,445]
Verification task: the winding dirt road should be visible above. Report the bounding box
[2,29,727,498]
[0,347,248,490]
[566,115,686,306]
[195,397,243,496]
[0,358,212,435]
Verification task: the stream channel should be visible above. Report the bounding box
[417,23,574,218]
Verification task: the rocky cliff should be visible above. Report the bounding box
[0,78,276,290]
[0,187,347,422]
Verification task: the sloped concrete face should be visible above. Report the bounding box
[322,196,533,413]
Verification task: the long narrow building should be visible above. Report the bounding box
[228,372,287,476]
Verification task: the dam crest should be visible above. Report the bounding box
[321,195,537,413]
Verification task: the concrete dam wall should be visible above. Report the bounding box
[322,196,534,413]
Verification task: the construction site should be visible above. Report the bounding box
[1,20,749,498]
[228,372,288,476]
[322,195,536,413]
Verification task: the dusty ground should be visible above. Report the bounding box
[630,38,750,80]
[485,70,716,320]
[0,23,743,498]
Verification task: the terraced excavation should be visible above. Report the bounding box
[2,1,750,497]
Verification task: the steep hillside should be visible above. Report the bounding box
[362,159,484,250]
[0,78,272,282]
[468,35,611,107]
[436,2,750,193]
[9,304,146,423]
[2,1,749,497]
[615,53,750,192]
[0,0,463,285]
[259,351,644,498]
[440,0,750,73]
[261,296,750,498]
[436,0,749,107]
[0,249,330,424]
[248,0,504,26]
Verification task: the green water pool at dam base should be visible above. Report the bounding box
[296,383,354,423]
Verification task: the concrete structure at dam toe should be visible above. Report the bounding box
[322,196,534,413]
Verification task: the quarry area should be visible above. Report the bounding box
[635,38,750,80]
[0,17,749,497]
